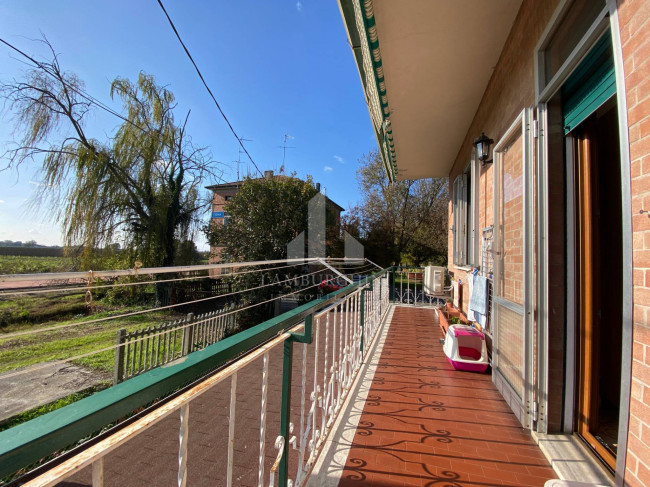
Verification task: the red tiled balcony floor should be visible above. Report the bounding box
[338,306,556,487]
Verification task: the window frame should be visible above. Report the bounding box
[534,0,609,104]
[452,151,479,267]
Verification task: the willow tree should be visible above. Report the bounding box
[1,43,217,267]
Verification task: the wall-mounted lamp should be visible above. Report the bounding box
[474,132,494,167]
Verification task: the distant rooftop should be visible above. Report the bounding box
[206,170,345,212]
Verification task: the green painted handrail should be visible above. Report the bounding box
[0,268,386,481]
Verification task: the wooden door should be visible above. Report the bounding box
[574,103,621,471]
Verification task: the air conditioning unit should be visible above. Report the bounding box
[424,266,445,295]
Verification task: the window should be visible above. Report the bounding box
[541,0,605,87]
[535,0,608,101]
[225,195,232,201]
[452,153,478,266]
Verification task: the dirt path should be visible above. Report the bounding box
[0,362,109,422]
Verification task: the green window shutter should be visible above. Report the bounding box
[562,32,616,135]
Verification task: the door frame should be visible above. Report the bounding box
[491,108,535,429]
[564,132,577,434]
[607,3,634,481]
[534,1,634,483]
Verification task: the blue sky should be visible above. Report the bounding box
[0,0,376,249]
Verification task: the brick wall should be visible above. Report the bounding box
[447,0,559,273]
[446,0,564,430]
[502,134,524,305]
[480,165,494,232]
[618,0,650,484]
[443,0,650,475]
[211,190,237,214]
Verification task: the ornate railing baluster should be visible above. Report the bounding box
[178,403,189,487]
[227,373,237,487]
[323,310,330,434]
[336,302,343,410]
[258,353,269,487]
[92,458,103,487]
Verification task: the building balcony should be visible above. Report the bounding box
[310,306,555,487]
[0,262,569,487]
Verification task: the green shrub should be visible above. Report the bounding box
[104,276,153,306]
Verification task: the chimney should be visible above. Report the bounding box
[264,170,274,179]
[316,182,321,192]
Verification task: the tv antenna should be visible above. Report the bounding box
[234,138,253,180]
[277,134,295,173]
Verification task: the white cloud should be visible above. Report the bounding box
[0,199,4,204]
[323,165,333,172]
[296,1,303,12]
[333,155,344,164]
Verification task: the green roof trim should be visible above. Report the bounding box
[357,0,398,181]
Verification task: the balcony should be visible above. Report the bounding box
[310,306,555,486]
[0,262,556,486]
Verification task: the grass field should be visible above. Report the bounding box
[0,255,74,275]
[0,255,214,375]
[0,301,184,374]
[0,293,88,329]
[0,254,211,275]
[0,254,217,431]
[0,385,105,432]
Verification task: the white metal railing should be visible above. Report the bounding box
[289,274,389,485]
[114,304,242,383]
[21,328,296,487]
[391,267,447,306]
[20,272,390,487]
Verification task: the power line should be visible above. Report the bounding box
[155,0,263,178]
[0,266,327,339]
[0,261,309,297]
[0,279,327,381]
[0,37,149,134]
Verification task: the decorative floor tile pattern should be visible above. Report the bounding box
[338,307,556,487]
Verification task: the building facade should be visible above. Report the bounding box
[340,0,650,484]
